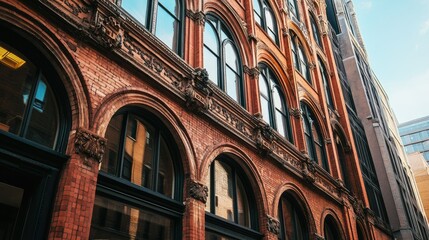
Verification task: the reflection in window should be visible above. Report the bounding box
[278,193,308,240]
[301,102,328,171]
[0,41,59,149]
[203,15,244,105]
[121,0,182,54]
[102,111,175,198]
[290,32,311,82]
[253,0,279,44]
[259,65,292,141]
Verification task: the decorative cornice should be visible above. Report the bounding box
[254,120,275,156]
[179,69,212,113]
[186,10,206,25]
[267,215,280,235]
[89,12,124,49]
[74,128,107,163]
[189,180,208,203]
[243,65,260,79]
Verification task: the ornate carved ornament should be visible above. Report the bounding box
[243,65,260,79]
[179,68,212,113]
[314,233,325,240]
[74,128,107,163]
[267,215,280,235]
[186,10,206,25]
[319,15,328,36]
[253,121,275,156]
[38,0,93,26]
[289,108,302,119]
[189,180,208,204]
[90,14,124,49]
[352,197,365,219]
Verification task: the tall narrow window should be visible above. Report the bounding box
[205,157,260,239]
[253,0,279,44]
[318,58,334,107]
[287,0,299,20]
[204,14,244,106]
[91,109,183,239]
[120,0,182,54]
[324,216,342,240]
[278,192,309,240]
[290,32,311,82]
[259,65,292,141]
[301,102,329,171]
[310,14,322,47]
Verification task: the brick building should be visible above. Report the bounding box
[0,0,410,239]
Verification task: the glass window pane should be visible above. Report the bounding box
[261,98,271,125]
[204,47,219,85]
[204,23,219,54]
[155,7,179,52]
[122,0,149,27]
[265,9,277,41]
[158,136,174,198]
[253,0,262,25]
[276,110,286,137]
[214,161,234,222]
[259,75,269,96]
[102,114,124,175]
[224,43,239,72]
[158,0,178,16]
[225,67,238,102]
[90,195,174,239]
[25,76,59,148]
[236,176,250,227]
[0,43,36,136]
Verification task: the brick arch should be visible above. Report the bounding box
[199,143,269,225]
[331,119,351,150]
[271,183,317,236]
[320,209,346,239]
[204,2,253,67]
[92,87,197,180]
[257,49,298,109]
[0,3,90,141]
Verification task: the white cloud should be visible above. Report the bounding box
[419,19,429,35]
[359,0,373,10]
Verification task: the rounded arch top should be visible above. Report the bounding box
[299,97,329,138]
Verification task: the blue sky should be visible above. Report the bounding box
[354,0,429,124]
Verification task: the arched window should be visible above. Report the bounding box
[301,102,329,171]
[259,65,292,141]
[204,14,244,106]
[290,32,311,83]
[324,216,342,240]
[205,157,260,239]
[120,0,183,54]
[253,0,279,44]
[310,13,322,47]
[318,58,334,107]
[278,192,309,240]
[287,0,300,20]
[335,135,352,190]
[91,109,183,239]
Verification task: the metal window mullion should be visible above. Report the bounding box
[148,0,157,32]
[232,168,238,224]
[118,113,129,178]
[210,162,216,214]
[153,129,161,192]
[21,70,42,138]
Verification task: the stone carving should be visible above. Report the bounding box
[302,154,316,184]
[189,180,208,203]
[315,233,325,240]
[91,15,124,49]
[193,68,211,95]
[319,15,328,36]
[254,122,275,156]
[74,128,107,163]
[267,215,280,235]
[186,10,206,25]
[289,108,302,119]
[243,66,260,79]
[352,197,365,219]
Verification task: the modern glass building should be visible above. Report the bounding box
[399,115,429,162]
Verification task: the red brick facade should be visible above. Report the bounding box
[0,0,393,239]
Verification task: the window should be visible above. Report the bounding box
[91,109,183,239]
[0,41,62,149]
[301,102,328,171]
[324,216,342,240]
[318,58,334,108]
[310,14,322,47]
[205,158,260,239]
[290,32,311,82]
[278,192,309,240]
[259,65,293,141]
[204,15,245,106]
[120,0,182,54]
[287,0,299,20]
[253,0,279,44]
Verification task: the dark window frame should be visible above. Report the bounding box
[253,0,279,45]
[310,13,322,48]
[259,65,293,142]
[290,32,312,83]
[278,192,309,240]
[287,0,300,21]
[204,14,246,107]
[118,0,184,56]
[318,57,334,108]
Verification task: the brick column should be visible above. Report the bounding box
[48,128,106,240]
[183,180,208,240]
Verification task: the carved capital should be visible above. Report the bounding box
[254,122,275,156]
[248,34,258,42]
[289,108,301,119]
[90,14,124,49]
[325,138,332,144]
[74,128,107,163]
[193,68,210,94]
[189,180,208,203]
[267,215,280,235]
[308,62,317,70]
[352,197,365,219]
[281,27,289,37]
[315,233,325,240]
[243,65,260,79]
[186,10,206,25]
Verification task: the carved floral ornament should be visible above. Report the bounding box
[188,180,208,203]
[267,215,280,235]
[74,128,107,163]
[186,10,206,25]
[90,14,124,49]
